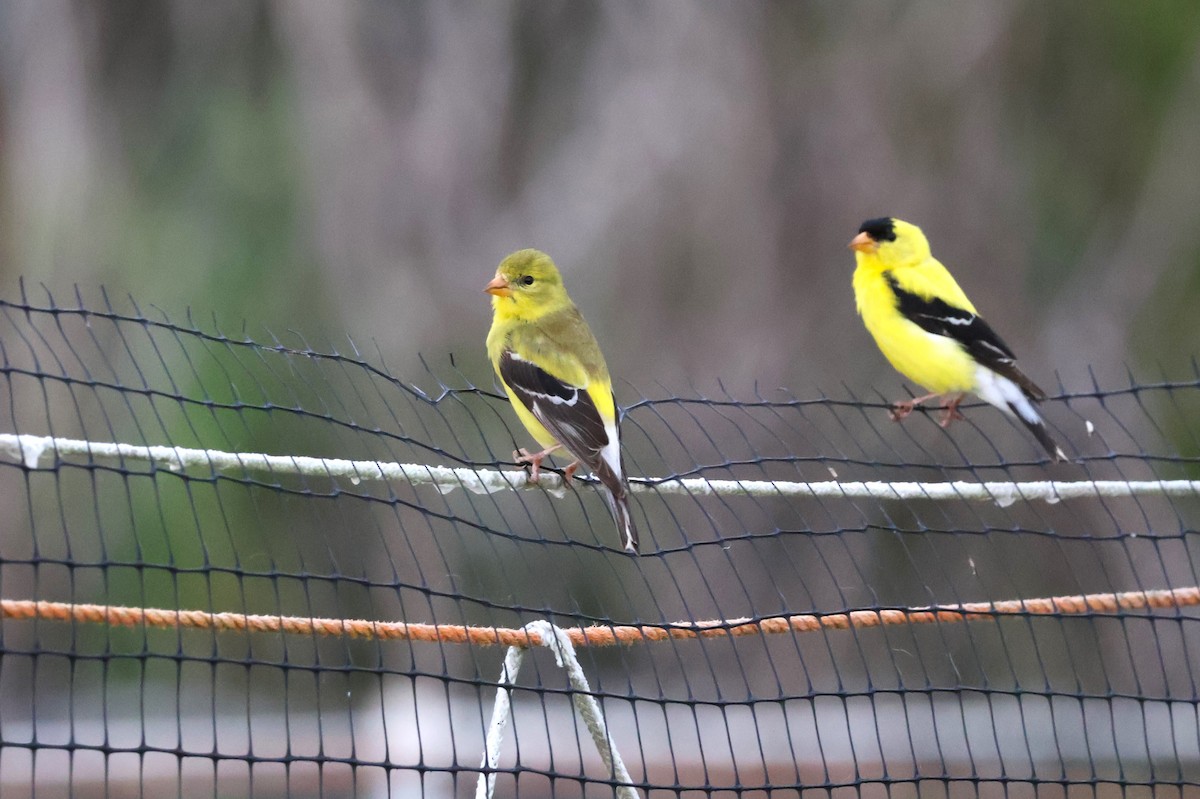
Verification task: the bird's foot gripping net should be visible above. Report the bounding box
[3,289,1200,796]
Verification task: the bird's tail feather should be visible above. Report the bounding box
[601,487,639,553]
[975,366,1067,462]
[592,452,640,553]
[1001,391,1068,462]
[1008,401,1067,462]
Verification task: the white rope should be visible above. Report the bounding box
[3,432,1198,508]
[475,621,639,799]
[0,433,539,495]
[527,621,639,798]
[476,645,527,799]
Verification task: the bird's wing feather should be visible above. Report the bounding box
[498,349,611,465]
[884,271,1046,401]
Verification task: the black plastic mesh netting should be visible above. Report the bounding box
[1,287,1199,798]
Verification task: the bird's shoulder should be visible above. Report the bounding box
[500,305,610,388]
[892,257,978,315]
[884,262,1035,384]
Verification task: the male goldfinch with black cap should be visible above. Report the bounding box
[850,217,1066,461]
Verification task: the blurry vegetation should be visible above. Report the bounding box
[1,2,331,330]
[2,2,1199,388]
[1009,1,1200,297]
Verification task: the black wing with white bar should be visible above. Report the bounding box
[884,272,1045,400]
[497,349,609,463]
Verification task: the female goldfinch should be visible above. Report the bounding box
[484,249,640,553]
[850,217,1066,461]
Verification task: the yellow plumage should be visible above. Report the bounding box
[484,249,639,551]
[850,217,1066,461]
[853,232,978,395]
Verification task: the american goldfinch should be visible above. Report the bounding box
[484,249,640,553]
[850,217,1067,462]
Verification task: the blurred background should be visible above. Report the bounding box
[3,2,1200,797]
[2,1,1200,393]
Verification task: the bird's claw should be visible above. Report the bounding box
[514,447,545,483]
[562,461,580,485]
[889,393,940,423]
[513,445,563,484]
[889,401,916,422]
[938,407,966,428]
[937,394,966,428]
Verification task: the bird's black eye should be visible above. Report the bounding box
[521,275,535,285]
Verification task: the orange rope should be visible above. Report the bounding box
[3,586,1197,649]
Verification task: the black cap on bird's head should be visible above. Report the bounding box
[858,217,896,242]
[848,216,930,263]
[849,217,899,255]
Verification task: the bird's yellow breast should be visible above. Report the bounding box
[499,380,559,448]
[486,305,617,449]
[854,266,977,394]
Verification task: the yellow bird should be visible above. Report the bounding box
[484,249,640,553]
[850,217,1066,461]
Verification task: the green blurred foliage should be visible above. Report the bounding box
[1011,1,1200,297]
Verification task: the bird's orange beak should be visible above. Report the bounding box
[848,232,877,254]
[484,274,513,298]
